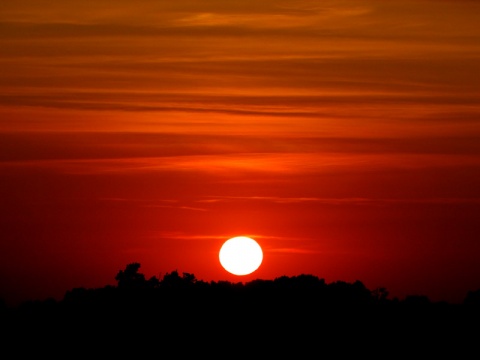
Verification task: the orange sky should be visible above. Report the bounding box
[1,0,480,307]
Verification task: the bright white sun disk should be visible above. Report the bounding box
[219,236,263,276]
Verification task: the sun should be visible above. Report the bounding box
[219,236,263,276]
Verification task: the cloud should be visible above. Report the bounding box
[267,247,321,254]
[198,195,480,206]
[148,232,320,254]
[2,0,479,137]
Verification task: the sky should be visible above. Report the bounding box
[1,0,480,307]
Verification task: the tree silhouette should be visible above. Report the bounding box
[115,262,148,289]
[464,288,480,307]
[3,261,480,356]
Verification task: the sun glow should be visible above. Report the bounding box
[219,236,263,276]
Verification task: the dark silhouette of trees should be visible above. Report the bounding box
[2,261,480,356]
[115,262,146,289]
[5,262,480,316]
[464,288,480,307]
[161,269,197,289]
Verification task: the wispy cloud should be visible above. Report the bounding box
[268,247,321,254]
[1,0,479,132]
[198,195,480,206]
[97,197,207,212]
[149,231,321,254]
[1,151,480,178]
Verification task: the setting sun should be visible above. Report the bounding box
[219,236,263,276]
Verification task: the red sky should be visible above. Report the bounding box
[1,0,480,307]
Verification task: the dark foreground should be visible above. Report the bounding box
[2,264,479,356]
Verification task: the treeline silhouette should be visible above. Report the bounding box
[2,262,479,355]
